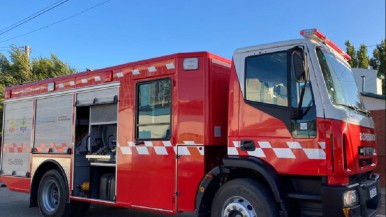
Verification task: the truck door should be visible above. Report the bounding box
[126,77,175,212]
[1,100,34,178]
[236,45,323,175]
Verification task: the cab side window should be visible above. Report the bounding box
[136,79,172,140]
[245,52,288,107]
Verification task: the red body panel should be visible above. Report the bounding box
[116,59,177,212]
[174,55,230,211]
[228,69,327,175]
[75,70,111,88]
[177,146,205,212]
[321,119,377,185]
[114,52,230,213]
[0,176,30,193]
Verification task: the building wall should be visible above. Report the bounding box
[371,110,386,186]
[352,68,383,95]
[362,96,386,110]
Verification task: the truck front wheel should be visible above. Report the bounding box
[211,178,278,217]
[38,169,69,217]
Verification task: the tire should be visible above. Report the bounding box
[211,178,278,217]
[70,201,90,217]
[38,169,69,217]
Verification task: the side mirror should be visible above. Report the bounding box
[292,50,309,82]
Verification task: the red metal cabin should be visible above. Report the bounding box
[0,29,381,217]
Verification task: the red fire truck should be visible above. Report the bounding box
[0,29,381,217]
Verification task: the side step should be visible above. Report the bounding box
[288,193,323,217]
[287,192,321,201]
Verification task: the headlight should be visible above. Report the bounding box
[343,190,358,207]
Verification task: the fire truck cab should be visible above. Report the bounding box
[224,29,380,217]
[0,29,381,217]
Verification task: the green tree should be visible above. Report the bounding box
[0,53,11,73]
[32,54,75,80]
[370,40,386,95]
[9,46,32,81]
[0,46,75,130]
[345,40,358,67]
[357,44,370,69]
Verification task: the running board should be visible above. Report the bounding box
[287,193,321,201]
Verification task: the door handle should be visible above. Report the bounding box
[134,141,145,146]
[240,140,255,151]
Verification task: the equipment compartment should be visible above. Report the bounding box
[73,90,118,201]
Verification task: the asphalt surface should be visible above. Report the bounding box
[379,188,386,216]
[0,183,385,217]
[0,185,173,217]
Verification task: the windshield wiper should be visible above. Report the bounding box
[355,107,370,116]
[336,103,370,116]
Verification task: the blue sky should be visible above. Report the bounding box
[0,0,384,72]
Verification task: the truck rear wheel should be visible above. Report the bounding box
[38,169,69,217]
[211,178,278,217]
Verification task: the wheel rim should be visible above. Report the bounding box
[41,180,60,213]
[222,196,257,217]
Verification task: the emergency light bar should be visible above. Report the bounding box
[300,28,351,61]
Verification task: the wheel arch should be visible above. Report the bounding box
[30,159,69,208]
[195,156,286,217]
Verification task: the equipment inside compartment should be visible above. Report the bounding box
[75,104,117,163]
[73,101,118,201]
[88,124,117,160]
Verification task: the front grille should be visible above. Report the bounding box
[349,172,369,184]
[359,158,373,167]
[358,147,375,156]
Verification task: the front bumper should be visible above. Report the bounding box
[322,173,381,217]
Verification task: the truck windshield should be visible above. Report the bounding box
[316,47,367,112]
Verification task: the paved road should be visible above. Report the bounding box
[0,184,385,217]
[379,188,386,217]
